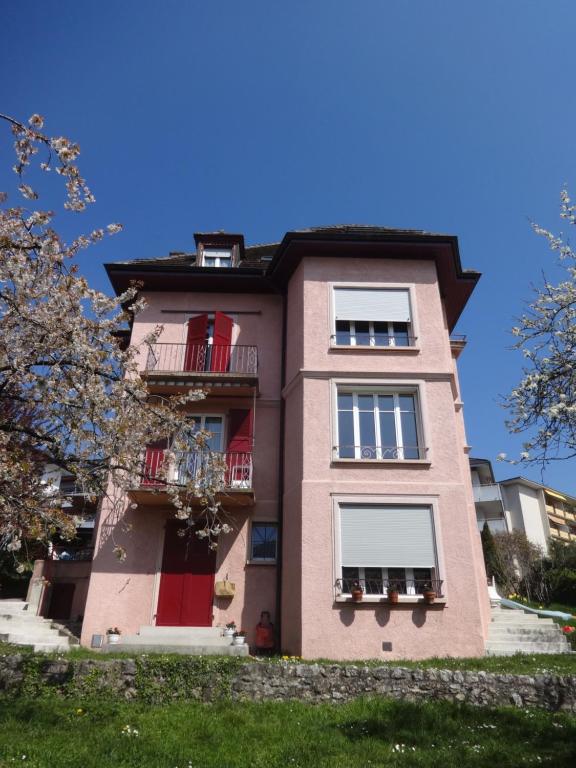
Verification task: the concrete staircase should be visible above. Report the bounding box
[0,599,79,653]
[486,605,572,656]
[105,625,249,656]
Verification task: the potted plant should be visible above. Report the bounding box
[232,630,246,646]
[223,621,236,637]
[422,583,436,605]
[387,583,400,605]
[106,627,121,644]
[351,581,364,603]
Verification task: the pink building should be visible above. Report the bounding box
[80,226,490,660]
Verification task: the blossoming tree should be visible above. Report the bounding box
[0,114,230,567]
[505,189,576,465]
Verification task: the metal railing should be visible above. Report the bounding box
[335,578,443,597]
[145,343,258,375]
[49,545,94,562]
[141,448,253,490]
[333,445,426,460]
[330,334,417,347]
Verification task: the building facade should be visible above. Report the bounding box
[471,458,576,553]
[80,226,490,660]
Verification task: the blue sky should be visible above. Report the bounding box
[2,0,575,492]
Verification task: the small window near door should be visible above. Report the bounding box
[250,523,278,562]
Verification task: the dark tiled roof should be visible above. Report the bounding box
[113,242,279,270]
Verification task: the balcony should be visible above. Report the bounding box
[128,448,255,508]
[332,445,427,461]
[472,483,502,504]
[142,343,258,396]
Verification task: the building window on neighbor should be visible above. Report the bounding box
[202,248,233,268]
[335,389,423,460]
[332,287,414,347]
[250,523,278,562]
[337,504,439,596]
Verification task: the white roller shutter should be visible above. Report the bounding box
[340,505,436,568]
[334,288,411,322]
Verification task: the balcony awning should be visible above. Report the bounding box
[546,489,567,501]
[548,513,566,525]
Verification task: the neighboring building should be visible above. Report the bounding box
[80,226,490,660]
[26,465,97,626]
[470,458,576,554]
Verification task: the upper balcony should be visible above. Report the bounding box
[472,483,502,504]
[141,343,258,396]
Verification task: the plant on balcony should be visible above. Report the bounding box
[351,581,364,603]
[0,112,234,569]
[387,583,400,605]
[422,583,436,605]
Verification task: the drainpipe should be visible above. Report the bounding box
[274,285,287,653]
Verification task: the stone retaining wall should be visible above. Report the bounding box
[0,655,574,712]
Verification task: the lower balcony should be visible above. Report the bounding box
[128,449,255,508]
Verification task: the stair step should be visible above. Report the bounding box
[32,643,71,653]
[0,601,29,614]
[105,641,249,656]
[486,643,571,655]
[138,626,225,639]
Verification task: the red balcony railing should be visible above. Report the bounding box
[141,448,253,490]
[145,343,258,375]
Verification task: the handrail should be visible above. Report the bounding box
[144,343,257,375]
[333,445,426,460]
[141,448,253,490]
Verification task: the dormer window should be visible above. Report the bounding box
[194,233,245,268]
[202,248,233,268]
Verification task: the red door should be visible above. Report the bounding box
[184,314,208,371]
[211,312,233,372]
[156,520,216,626]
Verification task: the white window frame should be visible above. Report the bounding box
[201,248,233,268]
[340,566,434,597]
[330,283,418,349]
[334,386,424,461]
[331,495,445,601]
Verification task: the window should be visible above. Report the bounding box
[336,389,422,460]
[174,415,224,484]
[338,504,438,596]
[250,523,278,562]
[332,287,414,347]
[202,248,233,268]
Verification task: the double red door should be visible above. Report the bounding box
[156,520,216,626]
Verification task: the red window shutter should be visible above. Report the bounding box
[211,312,233,372]
[226,409,253,486]
[184,314,208,371]
[142,439,168,486]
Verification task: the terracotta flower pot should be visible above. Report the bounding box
[351,587,364,603]
[423,590,436,605]
[388,590,399,605]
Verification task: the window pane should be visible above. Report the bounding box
[378,395,394,412]
[342,567,359,593]
[354,321,370,346]
[359,410,376,458]
[204,417,223,451]
[357,394,374,411]
[393,322,410,346]
[365,567,383,594]
[413,568,432,593]
[388,567,407,594]
[398,394,415,412]
[372,321,389,346]
[337,392,353,410]
[251,524,277,560]
[400,410,419,458]
[335,320,351,345]
[203,257,216,267]
[379,411,398,458]
[338,409,355,458]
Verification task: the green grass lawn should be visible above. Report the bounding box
[0,697,575,768]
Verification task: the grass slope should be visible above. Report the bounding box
[0,697,575,768]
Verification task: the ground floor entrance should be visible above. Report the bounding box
[156,520,216,626]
